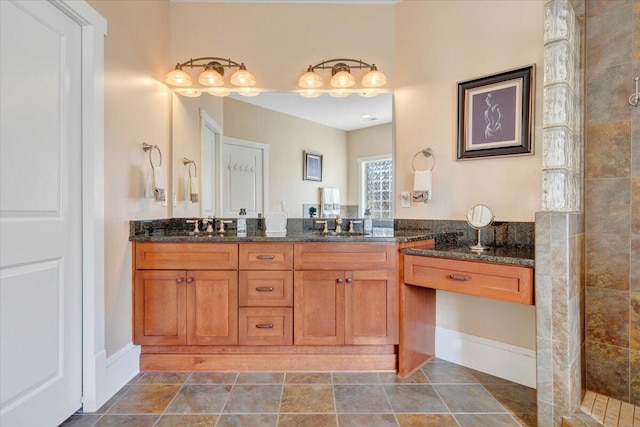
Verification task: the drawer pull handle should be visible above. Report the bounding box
[256,323,274,329]
[256,255,275,260]
[176,278,184,284]
[256,287,275,292]
[449,274,470,281]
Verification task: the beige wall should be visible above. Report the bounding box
[395,0,543,350]
[223,98,348,217]
[87,0,171,357]
[169,2,395,92]
[346,124,393,206]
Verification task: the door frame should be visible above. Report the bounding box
[200,109,222,217]
[49,0,107,412]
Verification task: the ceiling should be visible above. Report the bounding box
[171,0,401,4]
[229,92,392,132]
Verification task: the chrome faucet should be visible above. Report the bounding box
[218,219,233,234]
[202,216,214,233]
[335,216,343,233]
[314,219,328,234]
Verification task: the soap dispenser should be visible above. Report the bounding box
[237,208,247,233]
[363,208,373,234]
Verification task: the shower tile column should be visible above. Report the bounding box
[537,0,585,425]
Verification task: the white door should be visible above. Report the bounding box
[201,110,221,218]
[221,137,269,218]
[0,1,83,426]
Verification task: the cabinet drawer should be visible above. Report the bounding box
[135,243,238,270]
[239,243,293,270]
[294,243,397,271]
[239,307,293,345]
[403,255,533,305]
[239,271,293,307]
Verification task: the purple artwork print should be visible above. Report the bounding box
[471,85,517,145]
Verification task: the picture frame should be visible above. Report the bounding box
[303,150,322,181]
[456,65,535,160]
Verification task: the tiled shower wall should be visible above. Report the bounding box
[584,0,639,406]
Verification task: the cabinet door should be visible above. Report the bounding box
[294,271,344,345]
[186,270,238,345]
[345,271,398,345]
[134,270,187,345]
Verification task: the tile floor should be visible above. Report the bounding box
[61,359,536,427]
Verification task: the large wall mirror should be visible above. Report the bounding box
[171,92,393,219]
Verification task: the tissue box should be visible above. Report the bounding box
[265,212,287,233]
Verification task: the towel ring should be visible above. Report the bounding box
[412,148,435,172]
[183,158,198,178]
[142,142,162,169]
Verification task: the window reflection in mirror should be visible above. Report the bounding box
[170,92,393,219]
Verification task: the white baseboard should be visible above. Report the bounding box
[100,343,140,409]
[435,327,536,388]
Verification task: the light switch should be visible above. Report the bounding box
[400,191,411,208]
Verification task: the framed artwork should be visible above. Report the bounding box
[456,65,535,160]
[303,150,322,181]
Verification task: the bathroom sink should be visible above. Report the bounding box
[316,231,368,238]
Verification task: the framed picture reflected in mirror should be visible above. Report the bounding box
[303,150,322,181]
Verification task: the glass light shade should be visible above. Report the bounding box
[361,68,387,88]
[165,68,192,87]
[198,69,225,87]
[298,70,324,89]
[238,88,260,97]
[230,67,256,87]
[359,88,379,98]
[330,70,356,88]
[177,89,201,98]
[329,89,350,98]
[299,89,322,98]
[208,88,231,97]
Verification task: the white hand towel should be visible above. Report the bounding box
[321,187,334,218]
[331,188,341,217]
[413,170,432,200]
[152,166,166,201]
[189,176,199,203]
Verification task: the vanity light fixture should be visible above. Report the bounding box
[165,56,257,97]
[297,58,387,98]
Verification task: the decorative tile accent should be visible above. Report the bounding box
[586,121,631,179]
[585,234,630,290]
[585,341,630,402]
[585,287,630,347]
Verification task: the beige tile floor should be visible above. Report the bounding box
[60,359,536,427]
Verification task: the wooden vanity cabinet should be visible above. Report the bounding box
[238,243,294,346]
[133,243,239,346]
[293,243,398,346]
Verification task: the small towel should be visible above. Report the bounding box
[152,166,166,202]
[413,170,432,201]
[189,176,199,203]
[321,187,341,218]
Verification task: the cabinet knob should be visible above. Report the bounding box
[256,323,274,329]
[186,277,194,283]
[346,278,353,283]
[337,278,344,284]
[176,278,184,284]
[256,287,274,292]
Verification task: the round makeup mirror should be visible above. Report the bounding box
[466,204,494,251]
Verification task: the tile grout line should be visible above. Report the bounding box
[378,372,401,427]
[151,371,193,426]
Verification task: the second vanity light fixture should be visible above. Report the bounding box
[165,57,258,97]
[297,58,387,98]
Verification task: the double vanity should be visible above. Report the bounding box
[130,220,534,376]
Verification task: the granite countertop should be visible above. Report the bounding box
[129,228,436,244]
[402,244,534,267]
